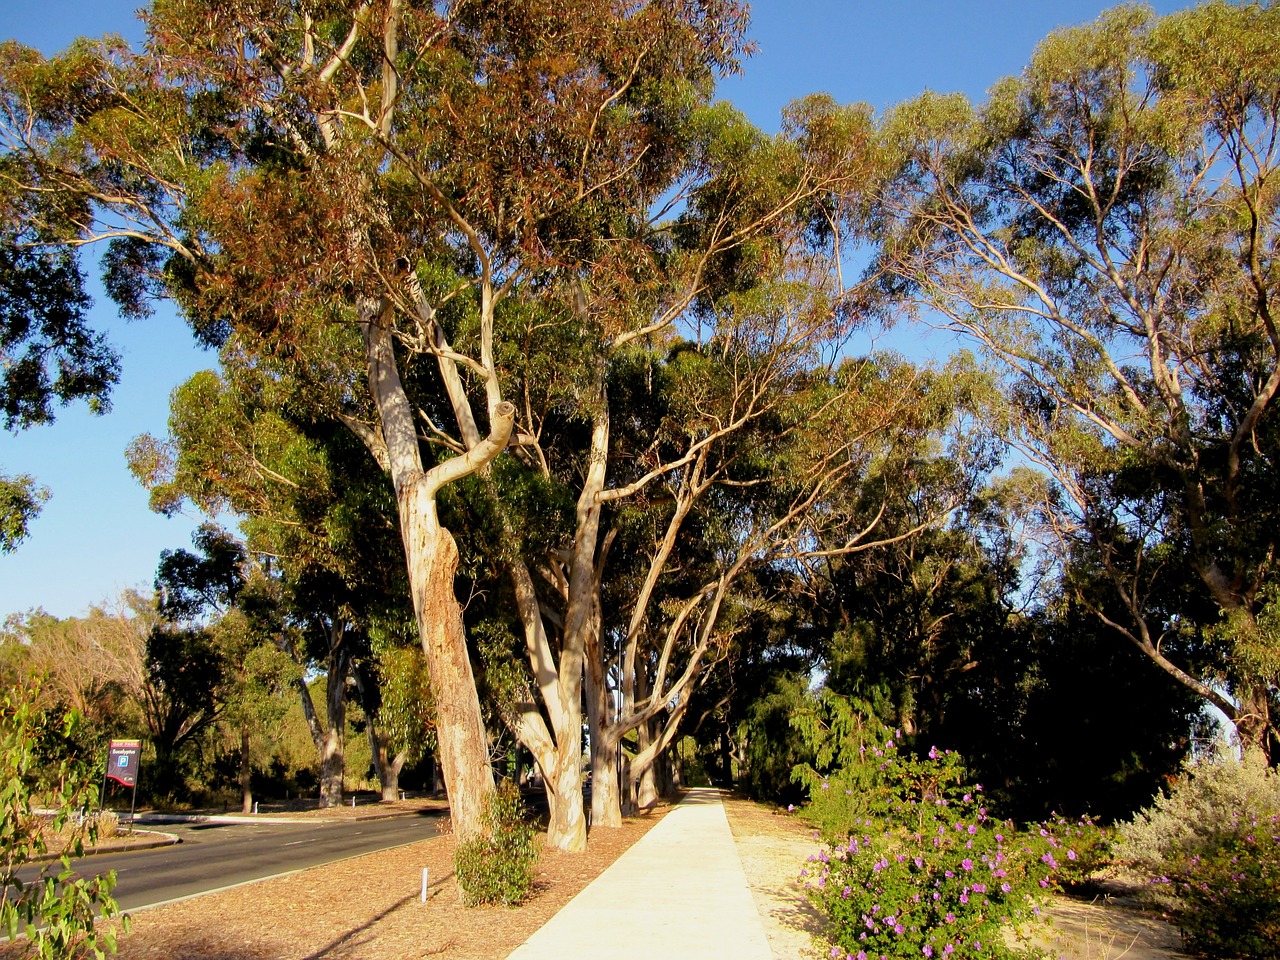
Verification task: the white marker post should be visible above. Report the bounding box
[420,867,430,903]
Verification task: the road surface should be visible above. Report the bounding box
[22,812,443,912]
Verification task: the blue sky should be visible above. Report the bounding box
[0,0,1197,620]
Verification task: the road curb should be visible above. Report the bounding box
[134,808,439,827]
[27,829,181,863]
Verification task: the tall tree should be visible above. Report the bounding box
[0,0,881,842]
[873,1,1280,757]
[132,370,406,808]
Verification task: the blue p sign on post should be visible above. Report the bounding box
[106,740,140,787]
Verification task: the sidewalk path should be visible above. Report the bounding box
[506,787,773,960]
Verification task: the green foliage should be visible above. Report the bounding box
[366,639,435,764]
[739,673,813,805]
[872,0,1280,755]
[0,472,48,554]
[0,234,118,431]
[1,682,129,959]
[789,688,899,835]
[1116,749,1280,958]
[454,781,539,907]
[795,696,1106,960]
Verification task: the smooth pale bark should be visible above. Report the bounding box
[499,379,611,851]
[584,648,621,828]
[240,725,253,814]
[635,718,659,810]
[507,558,587,850]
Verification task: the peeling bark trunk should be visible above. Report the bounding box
[361,303,514,841]
[402,485,494,840]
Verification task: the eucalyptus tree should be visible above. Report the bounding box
[873,2,1280,757]
[0,0,888,843]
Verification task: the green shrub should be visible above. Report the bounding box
[2,682,130,959]
[790,691,907,836]
[1171,826,1280,960]
[1116,749,1280,959]
[793,696,1106,960]
[454,781,539,907]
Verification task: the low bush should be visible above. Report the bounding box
[793,695,1104,960]
[1116,749,1280,960]
[454,780,539,907]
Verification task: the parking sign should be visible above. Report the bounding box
[106,739,141,787]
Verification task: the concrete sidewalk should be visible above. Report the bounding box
[506,787,773,960]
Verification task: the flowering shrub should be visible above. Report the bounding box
[1026,814,1109,889]
[1116,750,1280,959]
[1170,823,1280,960]
[795,711,1098,960]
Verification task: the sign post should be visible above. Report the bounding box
[106,739,141,830]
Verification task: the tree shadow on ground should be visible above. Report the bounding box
[302,893,419,960]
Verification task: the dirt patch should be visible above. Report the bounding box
[721,793,826,960]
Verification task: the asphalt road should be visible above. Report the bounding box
[21,812,443,912]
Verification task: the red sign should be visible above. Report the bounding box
[107,739,141,787]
